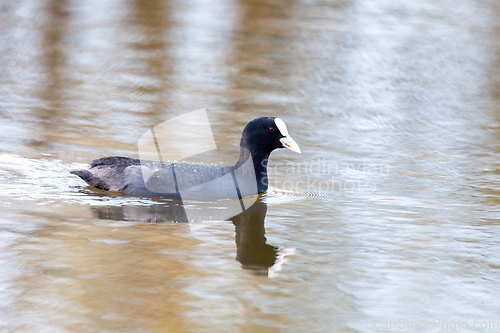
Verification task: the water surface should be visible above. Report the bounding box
[1,0,500,332]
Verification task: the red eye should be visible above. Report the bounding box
[269,127,274,132]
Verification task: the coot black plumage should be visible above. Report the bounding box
[71,117,300,199]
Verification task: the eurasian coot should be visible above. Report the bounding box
[71,117,300,199]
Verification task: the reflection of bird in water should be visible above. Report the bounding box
[90,195,294,277]
[229,198,279,273]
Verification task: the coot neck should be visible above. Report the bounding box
[235,146,271,193]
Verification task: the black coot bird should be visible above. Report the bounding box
[71,117,301,200]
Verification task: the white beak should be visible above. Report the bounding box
[274,118,301,154]
[280,136,301,154]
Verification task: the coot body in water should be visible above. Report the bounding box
[71,117,300,199]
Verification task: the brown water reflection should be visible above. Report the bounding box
[2,0,500,331]
[92,196,281,273]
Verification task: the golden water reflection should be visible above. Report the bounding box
[91,196,281,273]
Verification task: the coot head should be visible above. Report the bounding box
[240,117,301,155]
